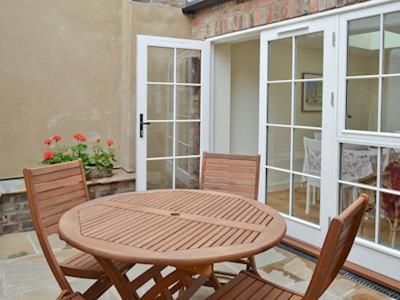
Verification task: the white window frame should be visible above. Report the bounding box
[337,1,400,146]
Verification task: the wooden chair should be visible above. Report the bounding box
[207,194,369,300]
[23,160,132,299]
[200,152,261,276]
[57,290,85,300]
[200,152,260,199]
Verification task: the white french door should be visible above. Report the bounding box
[335,2,400,280]
[259,17,338,248]
[136,35,210,191]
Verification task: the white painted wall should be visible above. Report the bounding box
[230,40,260,155]
[213,44,231,153]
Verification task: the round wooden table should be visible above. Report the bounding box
[59,189,286,299]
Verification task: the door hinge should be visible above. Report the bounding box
[330,92,334,107]
[332,32,336,47]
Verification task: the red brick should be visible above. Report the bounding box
[192,0,367,39]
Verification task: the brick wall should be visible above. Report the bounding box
[132,0,186,8]
[191,0,367,39]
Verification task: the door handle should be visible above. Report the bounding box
[139,113,151,138]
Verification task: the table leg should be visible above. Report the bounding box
[176,275,209,299]
[94,256,138,300]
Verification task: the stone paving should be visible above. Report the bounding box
[0,231,393,299]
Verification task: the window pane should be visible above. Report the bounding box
[266,169,290,214]
[340,144,377,186]
[382,77,400,133]
[268,38,292,81]
[296,32,323,79]
[147,85,173,120]
[379,191,400,250]
[267,83,291,125]
[267,126,290,170]
[147,159,173,189]
[384,11,400,74]
[175,122,200,156]
[381,147,400,191]
[176,49,201,84]
[175,157,200,189]
[347,16,380,76]
[176,86,200,120]
[295,81,322,127]
[148,47,174,82]
[346,79,378,131]
[340,184,375,242]
[293,174,319,224]
[293,129,321,175]
[147,122,173,158]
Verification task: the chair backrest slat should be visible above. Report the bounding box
[200,152,260,200]
[25,160,89,235]
[303,194,368,300]
[23,160,89,291]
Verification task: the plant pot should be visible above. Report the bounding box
[86,167,113,180]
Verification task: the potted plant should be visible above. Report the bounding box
[87,139,116,179]
[41,134,116,179]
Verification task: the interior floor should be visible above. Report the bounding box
[268,188,400,251]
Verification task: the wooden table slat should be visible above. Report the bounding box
[59,189,286,265]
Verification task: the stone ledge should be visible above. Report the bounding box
[0,168,135,196]
[87,168,135,186]
[0,169,135,235]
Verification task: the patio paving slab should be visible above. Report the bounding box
[0,231,394,299]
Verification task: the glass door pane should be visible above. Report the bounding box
[344,13,400,134]
[138,37,206,191]
[339,9,400,252]
[265,31,324,226]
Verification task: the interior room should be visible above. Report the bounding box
[212,32,400,250]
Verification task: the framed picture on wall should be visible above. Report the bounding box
[302,73,322,112]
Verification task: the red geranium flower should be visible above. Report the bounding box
[96,138,101,143]
[44,139,52,146]
[43,151,54,160]
[73,133,86,142]
[52,135,61,142]
[106,139,114,147]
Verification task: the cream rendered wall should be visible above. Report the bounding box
[0,0,192,178]
[0,1,123,179]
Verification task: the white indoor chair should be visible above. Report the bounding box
[303,137,321,215]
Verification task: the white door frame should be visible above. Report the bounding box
[258,16,338,248]
[136,35,210,191]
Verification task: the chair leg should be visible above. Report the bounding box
[208,272,222,290]
[246,256,261,278]
[359,216,365,236]
[83,277,113,300]
[391,217,399,248]
[306,182,310,215]
[312,186,316,205]
[352,187,358,203]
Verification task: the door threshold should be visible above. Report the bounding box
[281,236,400,294]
